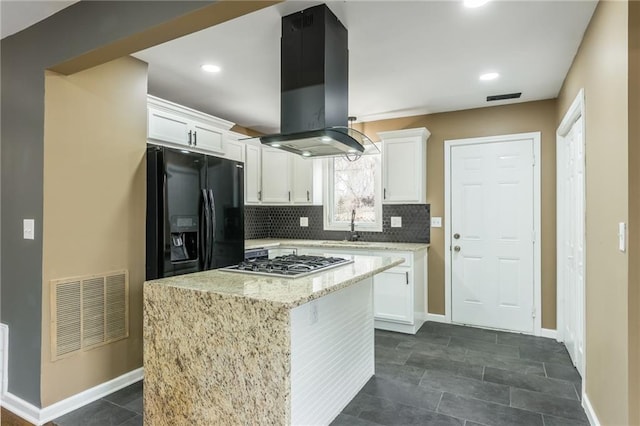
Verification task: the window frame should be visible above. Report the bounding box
[322,151,383,232]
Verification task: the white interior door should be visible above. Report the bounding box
[558,115,585,375]
[450,138,535,333]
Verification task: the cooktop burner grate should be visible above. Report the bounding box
[221,254,353,278]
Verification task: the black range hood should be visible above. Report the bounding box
[260,4,369,158]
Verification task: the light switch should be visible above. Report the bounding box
[300,217,309,227]
[619,222,626,252]
[23,219,35,240]
[390,216,402,228]
[431,217,442,228]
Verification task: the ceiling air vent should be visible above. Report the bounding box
[51,270,129,360]
[487,92,522,102]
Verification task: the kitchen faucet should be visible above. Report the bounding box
[349,209,360,241]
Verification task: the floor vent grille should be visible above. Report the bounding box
[51,270,129,360]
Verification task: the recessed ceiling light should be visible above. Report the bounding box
[201,64,221,73]
[479,72,500,81]
[271,143,281,148]
[464,0,490,8]
[302,151,312,157]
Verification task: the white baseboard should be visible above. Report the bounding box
[540,328,558,340]
[582,392,600,426]
[424,313,448,323]
[1,367,143,425]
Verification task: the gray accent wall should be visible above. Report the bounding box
[0,0,213,407]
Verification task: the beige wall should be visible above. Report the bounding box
[360,100,558,328]
[628,1,640,424]
[41,56,148,406]
[557,1,631,424]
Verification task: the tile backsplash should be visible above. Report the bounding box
[245,204,430,243]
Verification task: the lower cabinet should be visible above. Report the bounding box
[374,267,413,323]
[294,246,428,334]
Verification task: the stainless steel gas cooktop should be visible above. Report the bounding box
[220,254,353,279]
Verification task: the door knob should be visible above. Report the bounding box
[453,233,460,239]
[454,246,461,252]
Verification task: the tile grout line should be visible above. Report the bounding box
[435,392,444,412]
[100,398,142,417]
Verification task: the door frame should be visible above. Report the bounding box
[444,132,542,336]
[555,89,586,372]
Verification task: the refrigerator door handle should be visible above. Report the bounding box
[208,189,216,268]
[201,189,212,269]
[200,189,207,269]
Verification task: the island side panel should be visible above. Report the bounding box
[144,284,291,425]
[290,277,375,425]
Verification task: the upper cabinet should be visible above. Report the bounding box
[261,147,292,203]
[244,139,262,204]
[379,127,430,204]
[147,95,234,155]
[291,155,314,204]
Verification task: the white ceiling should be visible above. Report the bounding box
[134,0,597,134]
[0,0,79,39]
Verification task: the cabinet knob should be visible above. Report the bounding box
[193,131,197,146]
[307,190,310,201]
[454,246,461,252]
[405,271,409,284]
[188,130,192,145]
[288,191,291,202]
[384,188,387,199]
[258,190,262,201]
[454,233,460,239]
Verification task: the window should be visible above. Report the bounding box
[324,153,382,232]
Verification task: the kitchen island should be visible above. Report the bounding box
[143,254,403,425]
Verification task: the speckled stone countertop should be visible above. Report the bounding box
[144,254,403,309]
[144,254,400,424]
[245,238,430,252]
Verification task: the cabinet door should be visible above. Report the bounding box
[291,155,313,204]
[225,139,244,163]
[245,143,262,204]
[373,268,413,323]
[193,121,224,153]
[148,107,191,146]
[261,148,291,203]
[383,137,423,203]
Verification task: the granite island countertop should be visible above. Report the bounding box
[144,254,403,309]
[245,238,430,252]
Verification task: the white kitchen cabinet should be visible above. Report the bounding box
[245,140,262,204]
[292,245,428,334]
[147,95,234,155]
[374,267,413,323]
[379,127,430,204]
[224,132,246,163]
[291,155,314,204]
[261,147,292,203]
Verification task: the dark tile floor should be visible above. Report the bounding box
[52,322,586,426]
[333,322,586,426]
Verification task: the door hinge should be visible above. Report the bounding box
[532,230,536,243]
[531,307,536,318]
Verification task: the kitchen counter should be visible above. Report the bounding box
[245,238,430,252]
[143,255,401,424]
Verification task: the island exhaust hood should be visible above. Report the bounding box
[260,4,373,158]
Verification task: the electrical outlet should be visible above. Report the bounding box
[431,217,442,228]
[300,217,309,227]
[390,216,402,227]
[23,219,35,240]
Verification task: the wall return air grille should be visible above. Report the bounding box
[51,270,129,360]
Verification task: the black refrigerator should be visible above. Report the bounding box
[146,145,244,280]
